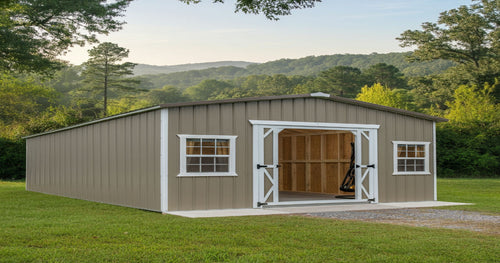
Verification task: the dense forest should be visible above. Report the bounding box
[0,0,498,179]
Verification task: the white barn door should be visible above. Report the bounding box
[354,129,378,202]
[253,126,283,206]
[252,120,379,208]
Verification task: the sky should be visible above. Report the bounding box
[60,0,472,66]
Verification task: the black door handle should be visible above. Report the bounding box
[257,164,268,169]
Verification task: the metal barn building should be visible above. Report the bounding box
[25,93,447,212]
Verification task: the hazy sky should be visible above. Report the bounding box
[60,0,471,66]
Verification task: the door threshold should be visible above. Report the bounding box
[262,199,369,208]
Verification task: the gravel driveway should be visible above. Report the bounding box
[308,208,500,234]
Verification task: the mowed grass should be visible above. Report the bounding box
[437,178,500,214]
[0,180,498,262]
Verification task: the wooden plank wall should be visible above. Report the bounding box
[279,129,354,195]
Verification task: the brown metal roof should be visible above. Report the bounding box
[159,93,448,123]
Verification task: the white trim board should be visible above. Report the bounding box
[160,108,169,213]
[249,120,380,130]
[433,122,437,201]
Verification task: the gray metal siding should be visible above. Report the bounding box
[168,97,435,210]
[26,111,162,211]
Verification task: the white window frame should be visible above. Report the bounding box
[177,134,237,177]
[392,141,431,175]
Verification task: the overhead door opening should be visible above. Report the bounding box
[278,129,355,202]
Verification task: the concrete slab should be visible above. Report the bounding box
[165,201,471,218]
[165,208,289,218]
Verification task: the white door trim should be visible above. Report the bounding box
[251,120,379,208]
[249,120,380,130]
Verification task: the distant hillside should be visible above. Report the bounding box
[137,52,455,89]
[244,52,454,76]
[133,61,256,76]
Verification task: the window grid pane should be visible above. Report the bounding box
[396,143,427,173]
[185,137,232,174]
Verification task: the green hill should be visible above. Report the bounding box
[133,61,255,76]
[137,52,455,89]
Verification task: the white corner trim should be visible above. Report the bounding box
[160,108,168,213]
[248,120,380,130]
[310,92,330,98]
[433,122,437,201]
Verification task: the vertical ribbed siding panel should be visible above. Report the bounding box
[178,107,194,210]
[395,114,406,201]
[115,118,125,204]
[413,119,423,201]
[193,105,208,210]
[233,102,250,207]
[167,108,180,211]
[25,111,161,212]
[220,104,235,209]
[405,118,417,201]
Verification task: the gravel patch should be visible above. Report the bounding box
[308,208,500,234]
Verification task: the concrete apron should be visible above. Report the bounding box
[165,201,471,218]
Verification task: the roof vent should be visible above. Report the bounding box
[310,92,330,98]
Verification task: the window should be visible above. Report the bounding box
[393,141,430,175]
[178,135,237,177]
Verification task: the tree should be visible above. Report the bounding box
[0,0,132,74]
[398,0,500,102]
[146,85,189,105]
[437,82,499,177]
[180,0,321,20]
[445,82,499,129]
[255,74,295,96]
[363,63,407,89]
[311,66,365,97]
[356,83,414,110]
[397,0,499,68]
[81,42,139,117]
[0,73,58,126]
[183,79,234,101]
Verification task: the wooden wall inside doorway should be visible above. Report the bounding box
[278,129,354,195]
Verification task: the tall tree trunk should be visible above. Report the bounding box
[104,76,108,117]
[104,59,108,117]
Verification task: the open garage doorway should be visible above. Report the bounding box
[251,120,379,208]
[278,129,356,201]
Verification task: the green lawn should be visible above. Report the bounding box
[0,179,498,262]
[438,178,500,214]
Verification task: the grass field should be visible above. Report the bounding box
[0,179,498,262]
[437,178,500,214]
